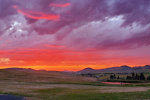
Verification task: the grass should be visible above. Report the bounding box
[0,82,150,100]
[1,69,150,100]
[34,89,150,100]
[3,87,150,100]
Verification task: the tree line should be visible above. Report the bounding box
[110,73,150,80]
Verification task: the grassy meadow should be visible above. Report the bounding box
[0,69,150,100]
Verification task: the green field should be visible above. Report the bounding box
[0,69,150,100]
[1,83,150,100]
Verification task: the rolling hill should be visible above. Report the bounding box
[78,65,150,74]
[0,68,96,84]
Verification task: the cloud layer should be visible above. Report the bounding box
[1,0,150,46]
[0,0,150,69]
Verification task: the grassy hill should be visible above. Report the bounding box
[78,65,150,74]
[0,68,96,84]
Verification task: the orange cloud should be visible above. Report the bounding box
[13,5,60,21]
[50,3,71,8]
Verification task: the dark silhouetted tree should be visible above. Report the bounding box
[110,75,114,79]
[132,72,135,80]
[135,73,140,80]
[110,74,116,79]
[117,76,120,79]
[126,76,132,80]
[140,73,145,80]
[113,74,116,79]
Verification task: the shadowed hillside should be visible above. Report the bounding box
[0,68,96,84]
[78,65,150,74]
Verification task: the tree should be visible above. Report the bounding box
[140,73,145,80]
[117,76,120,79]
[110,75,114,79]
[135,73,140,80]
[126,76,132,80]
[110,74,116,79]
[113,74,116,79]
[132,72,135,80]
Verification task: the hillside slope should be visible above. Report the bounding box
[78,65,150,74]
[0,68,96,84]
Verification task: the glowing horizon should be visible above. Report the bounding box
[0,64,149,72]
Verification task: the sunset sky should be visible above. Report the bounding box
[0,0,150,71]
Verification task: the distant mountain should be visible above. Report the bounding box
[78,65,150,74]
[78,68,95,74]
[1,68,62,73]
[144,65,150,69]
[2,68,34,71]
[1,65,150,74]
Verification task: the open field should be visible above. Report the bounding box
[1,69,150,100]
[1,81,150,100]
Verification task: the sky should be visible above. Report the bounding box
[0,0,150,71]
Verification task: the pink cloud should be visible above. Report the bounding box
[13,5,60,21]
[50,3,71,8]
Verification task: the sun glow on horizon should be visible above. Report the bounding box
[0,63,148,72]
